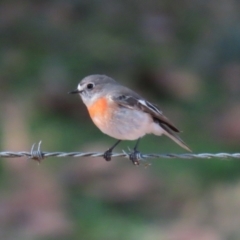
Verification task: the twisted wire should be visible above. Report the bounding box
[0,142,240,162]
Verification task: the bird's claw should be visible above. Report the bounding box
[129,150,141,165]
[103,149,112,161]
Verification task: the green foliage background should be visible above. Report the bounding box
[1,0,240,239]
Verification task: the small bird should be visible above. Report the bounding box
[69,75,191,165]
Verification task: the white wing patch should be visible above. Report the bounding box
[112,95,163,115]
[138,99,162,115]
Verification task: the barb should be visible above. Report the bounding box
[1,142,240,163]
[29,141,44,162]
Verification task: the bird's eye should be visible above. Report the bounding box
[87,83,94,90]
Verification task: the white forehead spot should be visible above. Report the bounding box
[77,84,82,91]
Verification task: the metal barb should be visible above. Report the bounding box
[29,141,44,163]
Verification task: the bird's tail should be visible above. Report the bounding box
[160,123,191,152]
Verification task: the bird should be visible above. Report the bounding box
[69,74,191,165]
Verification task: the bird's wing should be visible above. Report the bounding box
[111,93,180,133]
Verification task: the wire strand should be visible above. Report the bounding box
[0,142,240,162]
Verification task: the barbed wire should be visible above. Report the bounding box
[0,141,240,164]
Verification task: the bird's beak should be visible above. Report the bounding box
[68,89,81,94]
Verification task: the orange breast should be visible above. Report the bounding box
[88,97,108,120]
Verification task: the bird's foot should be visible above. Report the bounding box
[103,140,121,162]
[103,149,112,161]
[129,149,142,165]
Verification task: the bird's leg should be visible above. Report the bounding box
[129,138,141,165]
[103,140,121,161]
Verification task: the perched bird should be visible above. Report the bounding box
[69,75,191,164]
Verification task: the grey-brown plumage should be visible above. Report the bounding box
[70,74,191,164]
[112,90,191,152]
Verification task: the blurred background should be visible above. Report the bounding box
[1,0,240,239]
